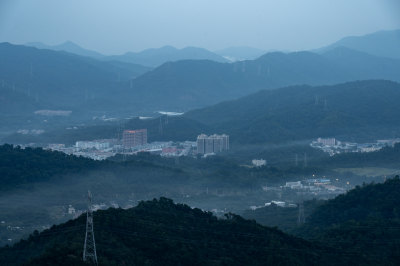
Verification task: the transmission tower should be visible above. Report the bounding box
[83,190,98,265]
[159,116,163,135]
[297,201,305,225]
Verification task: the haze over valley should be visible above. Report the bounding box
[1,1,400,265]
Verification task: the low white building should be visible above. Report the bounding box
[252,159,267,167]
[68,205,76,215]
[285,181,303,189]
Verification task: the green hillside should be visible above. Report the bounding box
[0,42,149,114]
[297,177,400,265]
[125,47,400,110]
[0,198,341,266]
[0,144,99,191]
[185,80,400,143]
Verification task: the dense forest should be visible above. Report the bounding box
[2,178,400,265]
[296,177,400,265]
[0,144,99,191]
[0,198,344,266]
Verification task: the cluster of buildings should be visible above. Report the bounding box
[262,177,347,198]
[196,134,229,155]
[311,137,400,156]
[45,129,229,160]
[283,179,338,191]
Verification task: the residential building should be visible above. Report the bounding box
[123,129,147,148]
[197,134,230,154]
[317,137,336,146]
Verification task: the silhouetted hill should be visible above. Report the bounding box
[185,80,400,143]
[316,29,400,59]
[296,177,400,265]
[107,45,229,67]
[0,144,99,191]
[26,41,105,59]
[0,198,343,265]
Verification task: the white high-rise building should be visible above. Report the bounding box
[317,137,336,146]
[197,134,230,154]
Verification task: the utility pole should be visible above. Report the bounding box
[30,63,33,78]
[159,117,163,135]
[304,152,307,168]
[297,201,305,225]
[83,191,98,265]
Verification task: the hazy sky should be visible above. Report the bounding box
[0,0,399,55]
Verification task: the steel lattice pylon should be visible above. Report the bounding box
[83,190,98,265]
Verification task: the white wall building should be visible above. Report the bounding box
[252,159,267,167]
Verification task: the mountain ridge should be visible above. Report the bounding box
[315,29,400,59]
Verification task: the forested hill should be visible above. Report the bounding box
[8,80,400,146]
[302,177,400,233]
[297,177,400,265]
[0,42,149,111]
[0,198,344,266]
[0,144,99,191]
[185,80,400,143]
[124,47,400,110]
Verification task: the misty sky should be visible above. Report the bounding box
[0,0,399,55]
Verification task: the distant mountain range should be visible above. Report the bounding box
[26,42,229,67]
[26,41,105,59]
[214,46,267,61]
[107,45,229,67]
[0,43,149,115]
[26,29,400,65]
[122,47,400,111]
[2,30,400,127]
[315,29,400,59]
